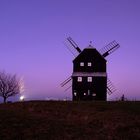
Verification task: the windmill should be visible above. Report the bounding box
[61,37,120,101]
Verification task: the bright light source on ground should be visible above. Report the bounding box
[20,95,25,101]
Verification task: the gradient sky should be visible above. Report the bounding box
[0,0,140,101]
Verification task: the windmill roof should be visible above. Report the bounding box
[73,47,106,62]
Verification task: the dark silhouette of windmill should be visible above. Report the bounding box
[61,37,120,101]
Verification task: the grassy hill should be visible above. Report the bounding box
[0,101,140,140]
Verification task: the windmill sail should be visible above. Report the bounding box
[63,42,76,57]
[100,40,120,57]
[60,76,72,87]
[67,37,82,53]
[64,85,72,92]
[107,79,116,95]
[60,76,72,92]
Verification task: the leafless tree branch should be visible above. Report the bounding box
[0,71,21,103]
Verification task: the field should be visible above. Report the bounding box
[0,101,140,140]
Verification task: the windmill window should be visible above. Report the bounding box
[87,77,92,82]
[88,62,92,66]
[77,77,82,82]
[80,62,84,66]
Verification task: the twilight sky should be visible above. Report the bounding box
[0,0,140,101]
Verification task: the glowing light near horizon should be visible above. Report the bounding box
[20,95,25,101]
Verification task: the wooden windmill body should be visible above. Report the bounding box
[61,37,120,101]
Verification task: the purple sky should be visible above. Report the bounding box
[0,0,140,101]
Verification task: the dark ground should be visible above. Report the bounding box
[0,101,140,140]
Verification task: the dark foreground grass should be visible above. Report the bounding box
[0,101,140,140]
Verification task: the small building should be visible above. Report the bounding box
[72,45,107,101]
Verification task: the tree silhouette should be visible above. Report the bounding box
[0,71,21,103]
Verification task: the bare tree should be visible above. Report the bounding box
[0,71,21,103]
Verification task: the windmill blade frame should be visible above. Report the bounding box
[100,40,120,57]
[107,78,117,95]
[67,37,82,53]
[60,76,72,87]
